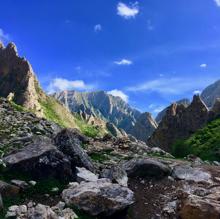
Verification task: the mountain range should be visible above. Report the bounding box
[53,90,158,141]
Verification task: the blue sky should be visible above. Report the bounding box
[0,0,220,115]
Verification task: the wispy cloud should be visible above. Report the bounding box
[108,89,129,102]
[0,28,10,43]
[47,78,95,94]
[214,0,220,7]
[114,59,133,65]
[127,77,217,95]
[149,104,165,114]
[147,20,154,31]
[94,24,102,32]
[117,2,139,19]
[200,63,207,68]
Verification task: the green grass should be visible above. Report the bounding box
[172,117,220,161]
[74,115,103,138]
[9,101,26,112]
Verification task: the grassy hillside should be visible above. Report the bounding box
[172,117,220,161]
[40,96,106,138]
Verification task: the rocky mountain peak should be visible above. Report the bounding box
[190,95,208,110]
[5,42,18,56]
[148,95,210,152]
[0,42,45,116]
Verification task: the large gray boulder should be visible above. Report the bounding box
[62,178,134,216]
[172,165,212,183]
[54,128,95,172]
[3,136,73,180]
[122,158,171,178]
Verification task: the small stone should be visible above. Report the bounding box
[29,180,37,186]
[51,187,59,192]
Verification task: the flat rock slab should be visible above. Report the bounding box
[76,167,98,183]
[62,178,134,216]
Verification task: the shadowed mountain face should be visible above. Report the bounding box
[53,90,158,141]
[201,80,220,108]
[148,95,210,152]
[155,99,190,124]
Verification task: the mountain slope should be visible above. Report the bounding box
[53,90,158,141]
[172,117,220,161]
[0,42,108,137]
[201,79,220,108]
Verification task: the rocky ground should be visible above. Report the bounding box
[1,98,220,219]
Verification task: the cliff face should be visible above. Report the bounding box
[53,90,158,140]
[155,99,190,124]
[0,42,45,116]
[148,95,209,152]
[128,112,158,142]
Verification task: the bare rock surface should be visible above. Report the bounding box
[62,178,134,216]
[148,95,209,152]
[3,136,73,180]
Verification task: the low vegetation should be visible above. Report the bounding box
[40,96,78,128]
[172,117,220,161]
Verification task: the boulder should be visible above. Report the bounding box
[62,178,134,216]
[122,158,171,178]
[76,167,98,183]
[0,180,20,197]
[172,165,212,183]
[100,166,128,187]
[54,128,95,172]
[3,136,73,180]
[179,194,220,219]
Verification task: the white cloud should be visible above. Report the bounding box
[114,59,133,65]
[193,90,201,95]
[0,28,10,43]
[200,63,207,68]
[117,2,139,19]
[108,89,129,102]
[127,77,217,95]
[47,78,94,94]
[94,24,102,32]
[214,0,220,7]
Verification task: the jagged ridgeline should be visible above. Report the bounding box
[0,42,107,137]
[53,90,158,141]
